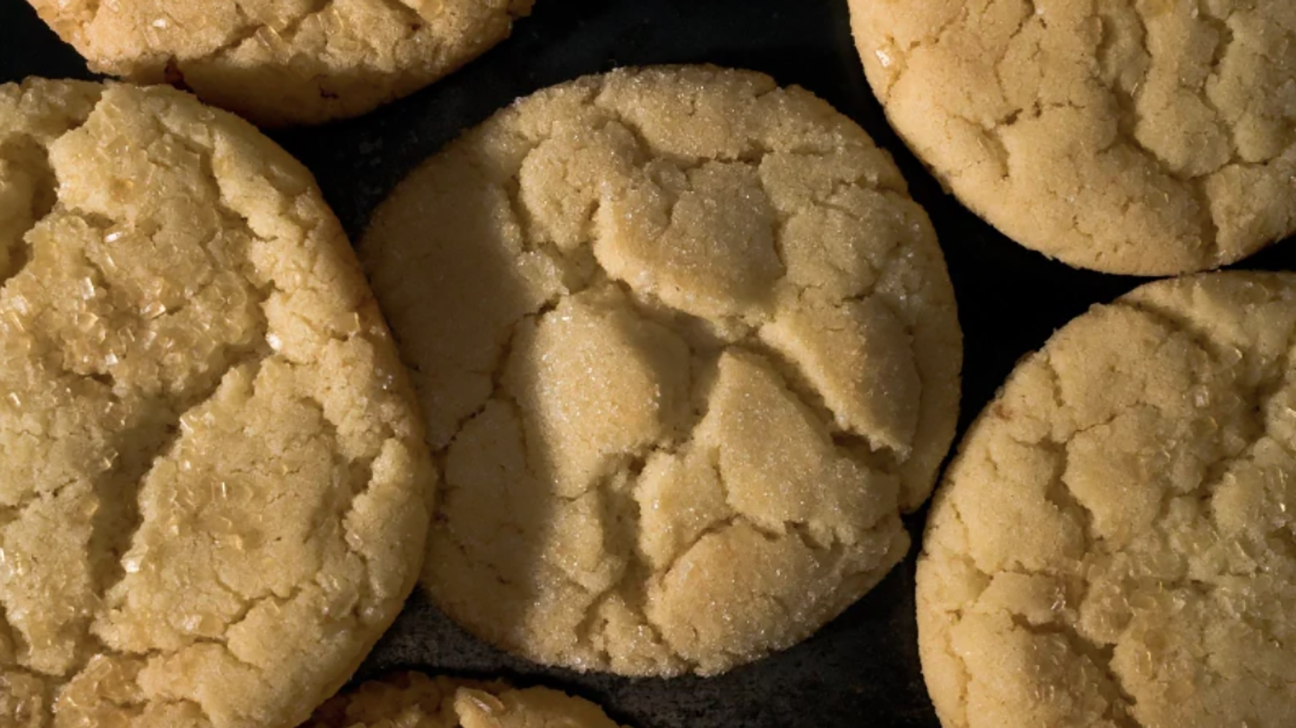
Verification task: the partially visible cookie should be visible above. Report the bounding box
[0,78,431,727]
[920,272,1296,728]
[27,0,534,126]
[849,0,1296,275]
[363,65,962,676]
[306,672,624,728]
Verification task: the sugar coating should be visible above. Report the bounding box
[305,671,624,728]
[362,65,963,676]
[26,0,534,126]
[0,79,432,727]
[920,272,1296,728]
[849,0,1296,275]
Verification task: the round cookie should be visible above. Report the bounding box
[919,272,1296,728]
[362,65,962,676]
[306,672,624,728]
[27,0,534,126]
[0,79,432,727]
[848,0,1296,275]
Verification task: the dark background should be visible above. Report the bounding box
[4,1,1294,726]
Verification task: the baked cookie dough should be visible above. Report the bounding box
[27,0,534,126]
[849,0,1296,275]
[306,672,623,728]
[0,79,432,727]
[920,272,1296,728]
[362,65,962,676]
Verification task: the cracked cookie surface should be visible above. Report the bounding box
[920,272,1296,728]
[305,671,624,728]
[362,65,963,676]
[26,0,534,126]
[0,78,432,727]
[849,0,1296,275]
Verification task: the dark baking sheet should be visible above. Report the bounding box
[4,1,1295,726]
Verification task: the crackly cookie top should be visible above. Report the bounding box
[850,0,1296,275]
[0,79,431,727]
[305,672,623,728]
[920,272,1296,728]
[362,65,962,676]
[27,0,534,126]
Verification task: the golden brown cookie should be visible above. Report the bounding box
[363,65,962,676]
[27,0,534,126]
[306,672,624,728]
[0,78,432,727]
[849,0,1296,275]
[920,271,1296,727]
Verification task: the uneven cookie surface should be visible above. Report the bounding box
[0,79,431,727]
[363,65,962,676]
[920,272,1296,727]
[27,0,534,126]
[850,0,1296,275]
[306,672,623,728]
